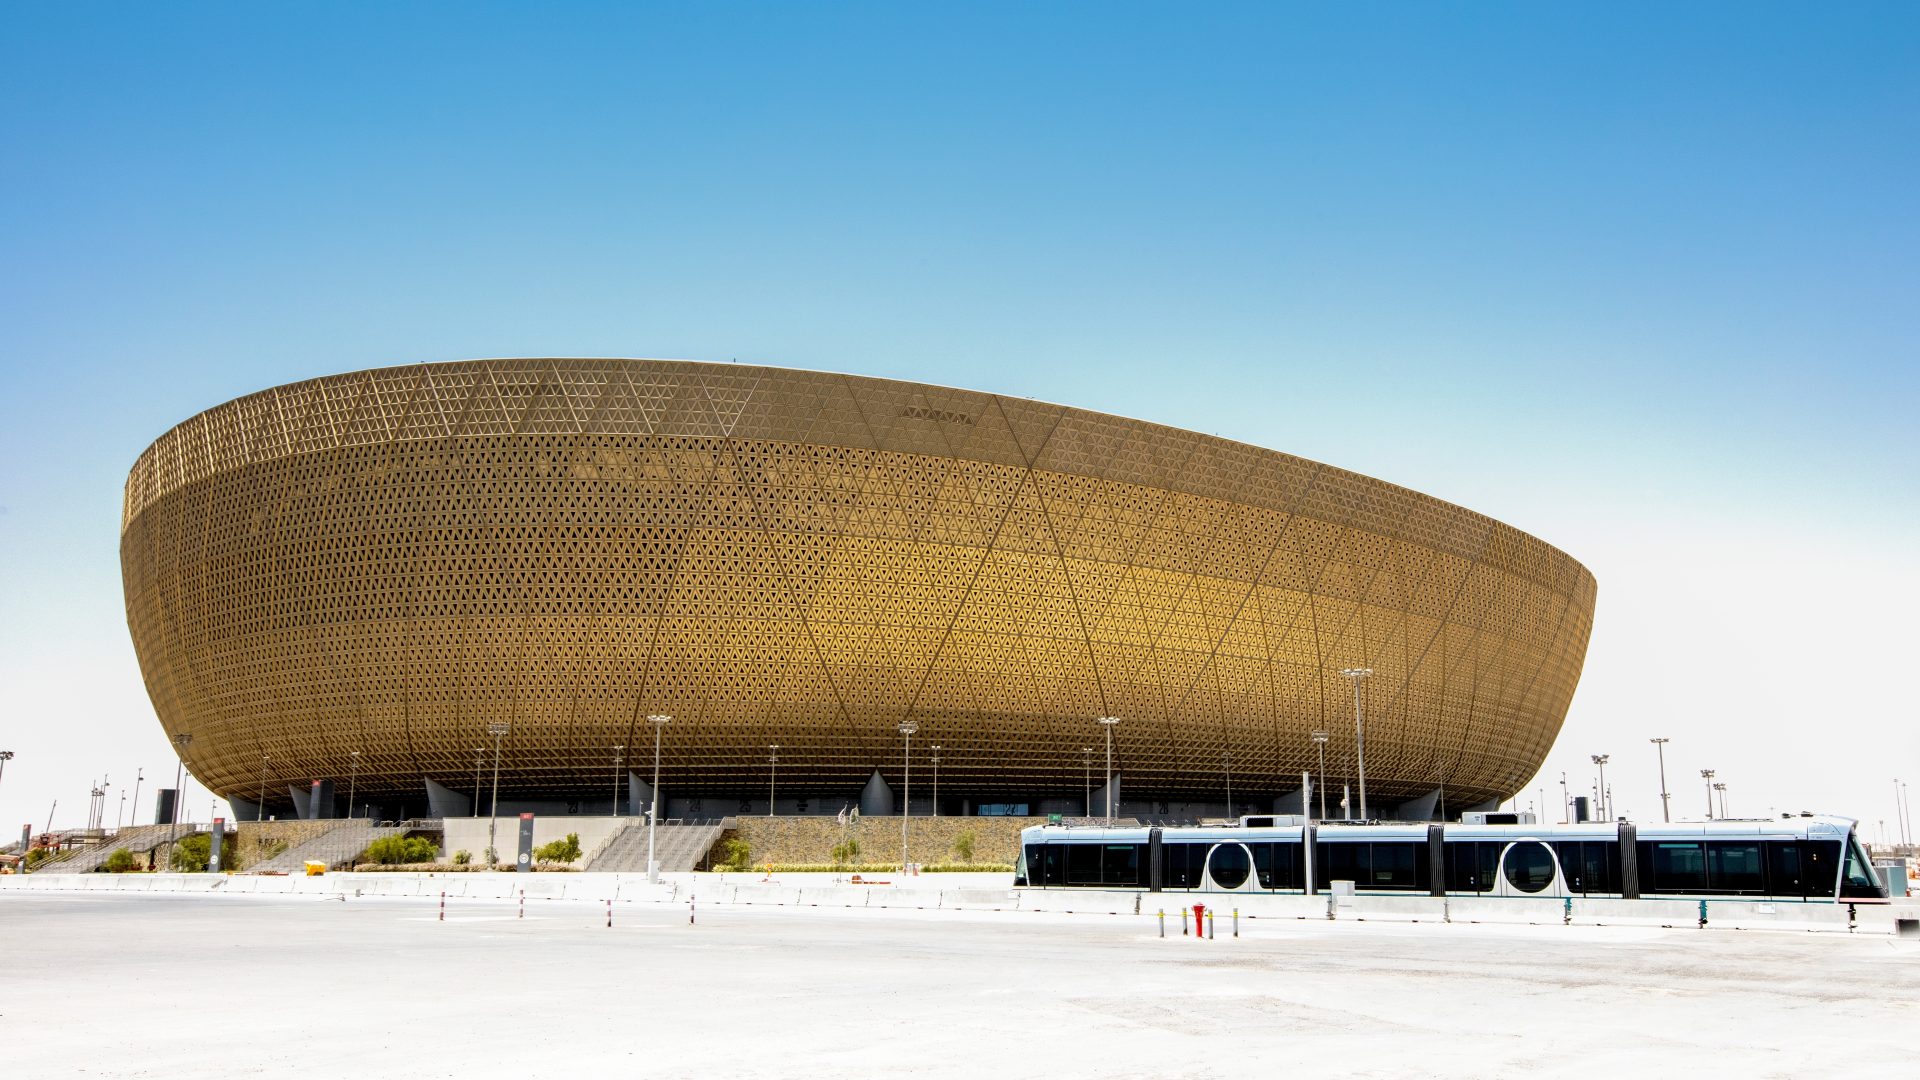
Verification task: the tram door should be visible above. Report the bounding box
[1492,839,1564,898]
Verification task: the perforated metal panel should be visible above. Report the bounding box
[121,359,1595,813]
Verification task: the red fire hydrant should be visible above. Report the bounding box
[1192,903,1207,938]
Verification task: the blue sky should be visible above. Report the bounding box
[2,4,1915,835]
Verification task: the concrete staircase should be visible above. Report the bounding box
[585,821,728,873]
[247,821,409,873]
[35,825,197,874]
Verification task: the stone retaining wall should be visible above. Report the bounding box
[724,816,1041,867]
[230,820,338,870]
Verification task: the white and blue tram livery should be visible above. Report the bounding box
[1014,814,1888,902]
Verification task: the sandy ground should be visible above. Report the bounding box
[1,891,1914,1079]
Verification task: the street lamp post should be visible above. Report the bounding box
[768,745,779,817]
[1700,769,1715,820]
[1650,738,1671,822]
[1903,779,1913,848]
[256,755,268,822]
[930,746,940,818]
[1714,782,1728,819]
[486,722,510,864]
[610,745,626,816]
[1590,755,1610,821]
[1223,751,1233,820]
[1894,779,1912,848]
[1082,748,1093,816]
[1559,772,1569,824]
[1339,668,1372,820]
[472,749,485,817]
[347,751,360,820]
[1896,779,1907,847]
[646,715,670,883]
[129,767,142,828]
[1096,717,1121,823]
[165,734,192,870]
[1310,732,1329,820]
[898,722,918,871]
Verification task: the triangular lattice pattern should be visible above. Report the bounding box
[121,359,1596,813]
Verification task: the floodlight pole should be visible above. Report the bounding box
[611,745,625,817]
[472,749,485,817]
[898,722,917,871]
[1082,747,1093,816]
[1590,754,1610,821]
[1097,717,1121,823]
[768,744,779,817]
[1650,738,1671,822]
[487,723,510,862]
[1311,732,1329,820]
[129,767,142,828]
[256,756,268,822]
[1224,751,1232,820]
[1340,668,1372,820]
[347,751,360,820]
[1700,769,1715,820]
[930,746,940,818]
[646,715,670,883]
[1714,782,1728,819]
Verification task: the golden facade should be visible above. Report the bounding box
[122,359,1595,813]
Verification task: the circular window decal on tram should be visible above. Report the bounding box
[1500,840,1558,894]
[1206,843,1252,889]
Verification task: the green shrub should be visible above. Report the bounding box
[24,847,56,869]
[451,849,472,865]
[484,846,498,865]
[360,835,439,865]
[919,862,1014,873]
[533,832,583,864]
[717,837,751,871]
[951,830,977,863]
[830,837,861,866]
[102,848,138,873]
[166,833,236,872]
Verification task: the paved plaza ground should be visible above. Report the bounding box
[2,890,1915,1078]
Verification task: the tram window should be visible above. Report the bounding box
[1370,843,1421,890]
[1705,842,1764,894]
[1066,844,1103,885]
[1102,844,1144,886]
[1765,842,1805,895]
[1446,842,1499,892]
[1316,842,1367,889]
[1503,841,1556,893]
[1646,842,1708,893]
[1208,844,1251,889]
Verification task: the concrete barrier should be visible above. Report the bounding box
[3,873,1905,936]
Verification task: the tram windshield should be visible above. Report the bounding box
[1841,833,1884,898]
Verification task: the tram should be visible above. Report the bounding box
[1014,813,1889,902]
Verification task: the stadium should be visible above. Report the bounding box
[120,358,1595,823]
